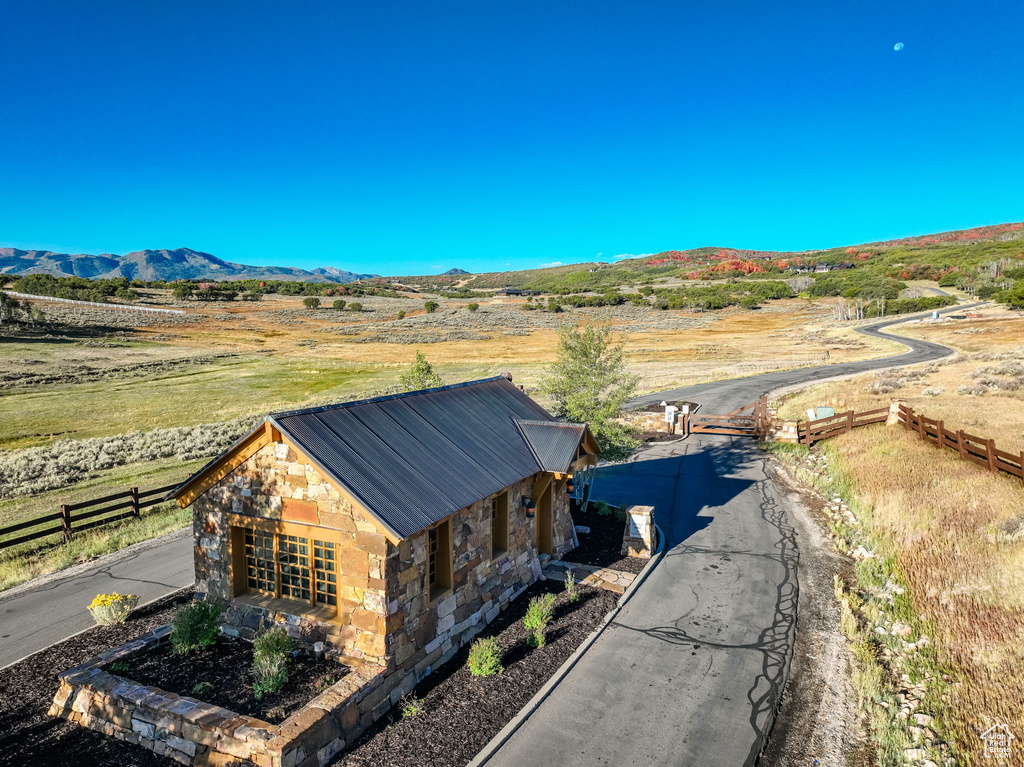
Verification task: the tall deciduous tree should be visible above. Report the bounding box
[540,322,639,461]
[400,351,444,391]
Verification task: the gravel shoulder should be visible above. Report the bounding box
[759,458,867,767]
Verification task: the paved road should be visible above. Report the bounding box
[481,303,980,767]
[0,303,978,705]
[0,531,193,668]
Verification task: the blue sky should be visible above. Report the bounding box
[1,1,1022,275]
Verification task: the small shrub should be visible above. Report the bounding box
[332,299,347,310]
[252,652,289,699]
[867,374,905,394]
[314,674,336,693]
[170,600,223,654]
[564,570,580,603]
[922,387,943,396]
[88,592,139,625]
[400,694,424,717]
[424,301,439,313]
[348,302,363,312]
[302,297,321,309]
[467,303,479,312]
[396,310,406,319]
[191,681,215,698]
[251,626,297,699]
[467,637,504,677]
[110,661,131,674]
[523,593,556,648]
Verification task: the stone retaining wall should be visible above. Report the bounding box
[48,624,389,767]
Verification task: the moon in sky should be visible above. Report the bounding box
[894,42,904,51]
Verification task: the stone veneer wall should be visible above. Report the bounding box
[194,442,390,665]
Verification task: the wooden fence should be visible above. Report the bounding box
[798,407,890,445]
[898,404,1024,480]
[0,482,181,552]
[684,395,769,438]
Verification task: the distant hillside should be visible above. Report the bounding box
[0,247,378,284]
[441,268,470,276]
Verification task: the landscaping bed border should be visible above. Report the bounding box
[466,524,665,767]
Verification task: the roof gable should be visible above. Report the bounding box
[173,377,597,540]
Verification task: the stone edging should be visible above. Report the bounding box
[48,626,390,767]
[466,524,667,767]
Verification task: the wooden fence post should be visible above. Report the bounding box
[957,430,967,459]
[903,407,913,431]
[847,410,854,434]
[917,413,926,440]
[130,487,140,518]
[936,421,944,448]
[988,440,998,472]
[60,504,71,542]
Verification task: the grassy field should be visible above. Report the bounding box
[769,310,1024,765]
[776,306,1024,455]
[0,287,913,592]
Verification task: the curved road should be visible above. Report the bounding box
[0,304,980,760]
[482,303,981,767]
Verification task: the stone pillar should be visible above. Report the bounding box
[886,399,905,427]
[773,420,801,444]
[621,505,656,559]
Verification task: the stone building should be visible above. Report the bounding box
[173,375,599,674]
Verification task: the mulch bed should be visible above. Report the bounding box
[335,580,617,767]
[124,635,342,724]
[0,589,192,767]
[568,505,648,574]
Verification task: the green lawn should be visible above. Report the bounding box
[0,353,393,450]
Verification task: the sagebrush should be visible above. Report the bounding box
[523,593,556,648]
[467,636,504,676]
[170,601,223,655]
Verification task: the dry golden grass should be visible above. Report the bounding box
[821,425,1024,765]
[776,313,1024,455]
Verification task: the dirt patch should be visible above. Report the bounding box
[0,590,192,767]
[568,504,647,574]
[759,459,867,767]
[335,580,617,767]
[121,634,343,724]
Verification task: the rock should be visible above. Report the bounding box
[574,526,591,534]
[913,713,934,726]
[903,748,927,761]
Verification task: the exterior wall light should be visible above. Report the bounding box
[522,497,535,517]
[565,479,575,494]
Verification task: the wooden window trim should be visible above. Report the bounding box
[427,518,453,603]
[227,515,342,623]
[491,490,509,561]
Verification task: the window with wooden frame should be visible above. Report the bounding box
[231,519,339,620]
[490,491,509,559]
[427,519,452,602]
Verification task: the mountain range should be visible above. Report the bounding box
[0,247,378,284]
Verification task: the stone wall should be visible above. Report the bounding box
[48,624,390,767]
[194,442,390,665]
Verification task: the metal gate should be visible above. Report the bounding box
[683,395,768,438]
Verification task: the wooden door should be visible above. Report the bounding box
[537,484,553,556]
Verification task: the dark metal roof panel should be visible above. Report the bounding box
[515,420,587,474]
[270,377,568,539]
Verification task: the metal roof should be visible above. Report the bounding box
[515,420,587,474]
[262,377,590,539]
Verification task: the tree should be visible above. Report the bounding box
[739,295,760,310]
[396,310,406,319]
[424,301,440,313]
[0,291,29,329]
[348,302,363,312]
[1002,279,1024,310]
[467,303,479,312]
[172,283,195,301]
[303,297,321,309]
[399,351,444,392]
[332,299,347,310]
[539,322,639,461]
